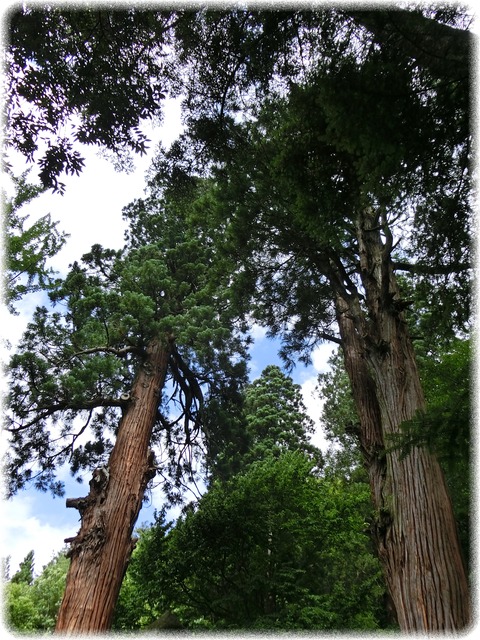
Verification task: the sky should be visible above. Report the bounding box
[1,94,337,578]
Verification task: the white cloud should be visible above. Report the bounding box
[249,323,268,341]
[301,376,329,451]
[311,342,336,374]
[0,493,77,577]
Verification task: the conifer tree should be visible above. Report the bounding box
[6,185,248,632]
[244,365,321,466]
[154,10,472,628]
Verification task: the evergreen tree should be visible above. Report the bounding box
[3,171,67,312]
[4,551,69,632]
[317,340,471,569]
[244,365,321,466]
[6,183,248,632]
[10,550,35,585]
[114,367,386,630]
[317,349,364,478]
[154,11,472,627]
[4,6,474,632]
[119,453,386,630]
[113,510,172,630]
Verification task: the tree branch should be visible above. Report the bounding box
[6,396,125,432]
[348,9,472,82]
[68,345,144,360]
[392,260,471,275]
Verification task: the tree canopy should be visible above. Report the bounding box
[5,178,248,500]
[4,5,474,633]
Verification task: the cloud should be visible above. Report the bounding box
[300,376,329,451]
[249,323,268,341]
[1,493,77,577]
[311,342,336,374]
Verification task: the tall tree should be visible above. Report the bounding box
[153,8,473,630]
[243,365,321,466]
[10,550,35,586]
[4,5,473,631]
[6,185,248,632]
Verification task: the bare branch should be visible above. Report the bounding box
[6,396,124,432]
[68,345,144,360]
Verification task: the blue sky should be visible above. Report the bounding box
[2,97,335,577]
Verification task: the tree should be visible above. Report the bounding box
[4,6,473,631]
[6,6,471,194]
[4,550,69,632]
[5,8,179,191]
[3,171,67,312]
[153,8,472,629]
[10,550,35,585]
[317,338,472,612]
[117,453,387,630]
[392,337,471,565]
[6,184,248,632]
[317,349,364,477]
[114,367,387,631]
[113,509,172,630]
[4,581,39,632]
[243,365,321,466]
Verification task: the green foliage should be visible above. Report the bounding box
[116,452,386,630]
[4,9,473,632]
[6,181,249,498]
[244,365,321,466]
[3,581,39,632]
[10,550,34,585]
[3,172,67,312]
[412,339,470,463]
[4,550,69,632]
[6,8,174,190]
[153,8,472,363]
[317,349,365,478]
[113,510,172,630]
[319,340,471,565]
[114,366,388,631]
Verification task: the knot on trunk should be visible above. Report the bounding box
[65,521,107,559]
[64,467,111,558]
[144,449,157,483]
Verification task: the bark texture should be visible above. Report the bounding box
[55,339,171,633]
[333,209,470,631]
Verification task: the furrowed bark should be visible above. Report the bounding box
[333,209,470,631]
[55,338,171,633]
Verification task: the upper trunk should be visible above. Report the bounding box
[333,208,470,631]
[55,338,171,633]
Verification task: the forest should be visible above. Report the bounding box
[2,4,474,633]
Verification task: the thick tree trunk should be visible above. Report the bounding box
[55,338,171,633]
[333,209,471,631]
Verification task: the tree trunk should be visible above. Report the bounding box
[333,209,471,631]
[55,338,171,633]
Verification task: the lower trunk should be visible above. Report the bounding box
[336,292,470,630]
[332,211,470,630]
[55,339,170,633]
